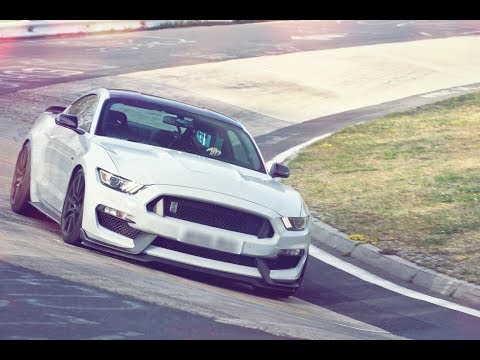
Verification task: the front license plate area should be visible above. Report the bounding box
[178,229,242,254]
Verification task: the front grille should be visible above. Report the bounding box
[161,196,274,238]
[97,211,143,239]
[151,237,302,270]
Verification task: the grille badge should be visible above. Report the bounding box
[169,201,179,214]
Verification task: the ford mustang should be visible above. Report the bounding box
[10,88,311,297]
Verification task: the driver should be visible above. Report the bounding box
[189,128,222,157]
[206,146,222,157]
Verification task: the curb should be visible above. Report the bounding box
[271,112,480,307]
[310,218,480,306]
[0,20,240,40]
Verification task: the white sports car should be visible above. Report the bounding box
[10,88,311,297]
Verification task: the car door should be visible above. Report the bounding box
[43,94,99,214]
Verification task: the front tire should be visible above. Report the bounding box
[61,169,85,246]
[10,142,33,215]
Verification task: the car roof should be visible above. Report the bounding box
[105,88,243,128]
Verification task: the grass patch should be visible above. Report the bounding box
[284,91,480,285]
[348,234,379,246]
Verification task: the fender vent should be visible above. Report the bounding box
[97,211,143,239]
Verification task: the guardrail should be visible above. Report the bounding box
[0,20,238,39]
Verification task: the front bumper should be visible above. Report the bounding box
[81,179,311,286]
[81,230,306,291]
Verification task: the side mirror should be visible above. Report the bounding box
[55,113,84,134]
[269,162,290,178]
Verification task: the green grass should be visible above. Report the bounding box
[284,92,480,284]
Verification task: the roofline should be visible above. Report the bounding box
[102,88,243,129]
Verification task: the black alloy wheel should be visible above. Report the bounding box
[61,169,85,246]
[10,142,32,215]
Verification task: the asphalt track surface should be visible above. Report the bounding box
[1,20,480,340]
[2,20,480,95]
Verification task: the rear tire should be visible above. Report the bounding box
[61,169,85,246]
[10,142,33,215]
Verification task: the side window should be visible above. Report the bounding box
[66,94,98,132]
[227,129,262,170]
[110,104,177,132]
[227,130,249,163]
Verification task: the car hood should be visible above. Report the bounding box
[94,137,303,216]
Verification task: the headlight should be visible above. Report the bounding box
[98,168,145,194]
[282,216,309,231]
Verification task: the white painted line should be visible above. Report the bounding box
[131,35,196,42]
[291,34,347,41]
[8,293,106,297]
[269,133,332,165]
[332,322,391,333]
[419,32,432,37]
[357,21,396,26]
[89,331,144,340]
[0,321,59,325]
[309,245,480,318]
[397,22,417,27]
[420,85,480,98]
[47,314,99,325]
[25,298,143,310]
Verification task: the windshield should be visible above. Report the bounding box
[95,99,266,173]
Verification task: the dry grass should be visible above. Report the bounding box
[284,92,480,284]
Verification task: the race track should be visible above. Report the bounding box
[1,20,480,339]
